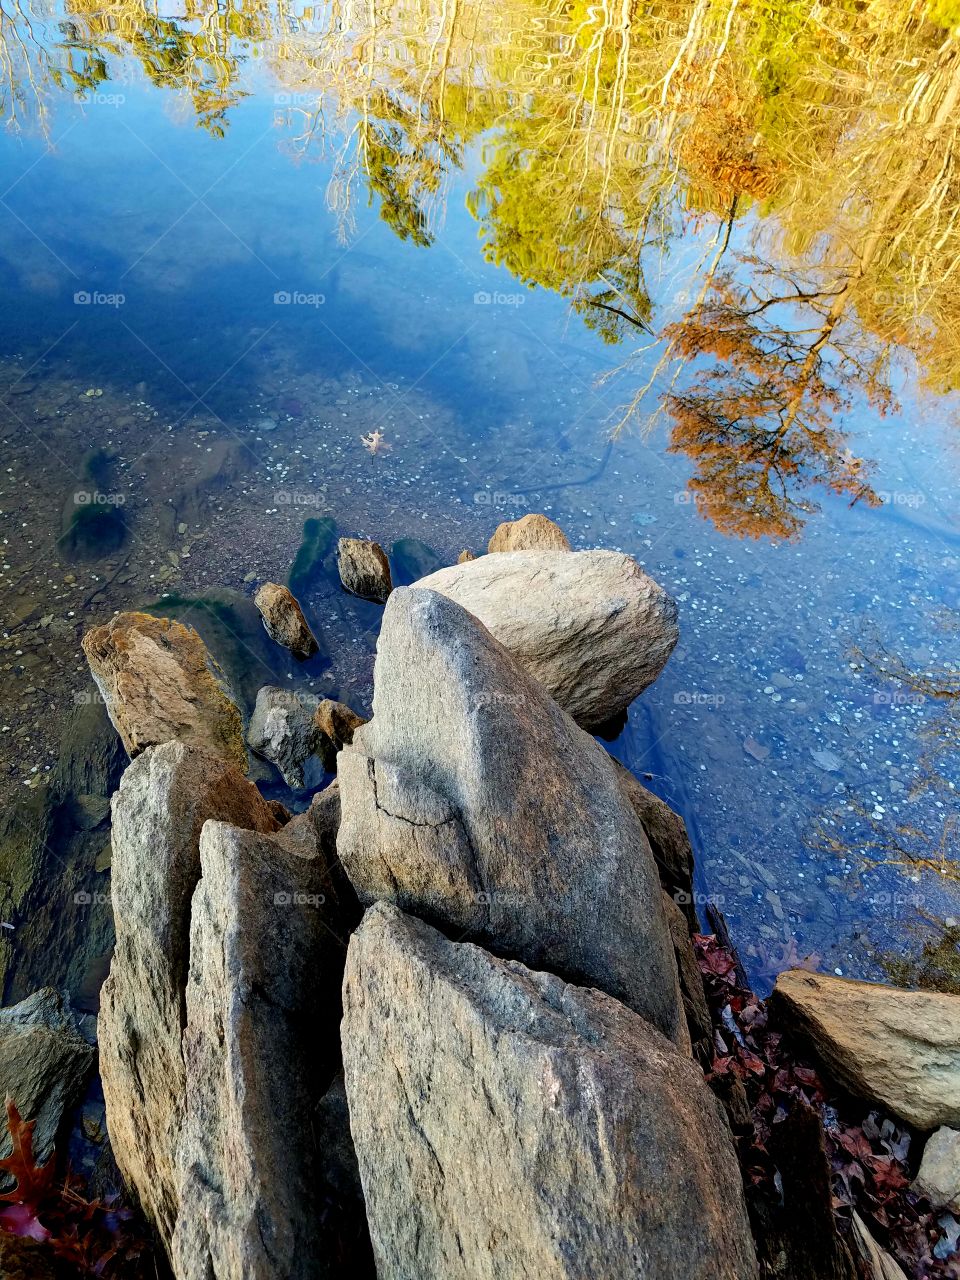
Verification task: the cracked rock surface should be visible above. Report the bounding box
[342,902,759,1280]
[337,586,685,1046]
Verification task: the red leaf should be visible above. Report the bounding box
[0,1098,55,1213]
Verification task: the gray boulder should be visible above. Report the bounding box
[246,686,324,788]
[342,903,759,1280]
[0,988,94,1171]
[416,550,678,727]
[337,587,685,1046]
[337,537,393,603]
[99,743,282,1246]
[171,820,349,1279]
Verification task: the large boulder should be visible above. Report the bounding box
[99,743,281,1245]
[487,512,571,553]
[416,550,678,727]
[773,970,960,1129]
[613,760,696,926]
[342,903,758,1280]
[337,587,685,1046]
[81,612,246,770]
[0,988,94,1171]
[171,820,349,1279]
[253,582,319,659]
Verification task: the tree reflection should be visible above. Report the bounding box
[2,0,960,538]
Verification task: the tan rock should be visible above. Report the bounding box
[253,582,319,659]
[337,537,393,603]
[456,549,475,563]
[772,970,960,1129]
[487,512,571,552]
[342,903,758,1280]
[82,612,246,770]
[912,1126,960,1211]
[313,698,367,770]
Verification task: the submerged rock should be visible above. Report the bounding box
[337,537,393,603]
[82,612,246,770]
[390,537,443,584]
[337,587,685,1045]
[253,582,319,659]
[416,550,679,727]
[773,970,960,1129]
[247,686,323,788]
[342,903,758,1280]
[0,988,94,1171]
[99,743,281,1246]
[487,511,571,552]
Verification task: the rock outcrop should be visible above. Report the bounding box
[773,970,960,1129]
[337,537,393,603]
[171,820,348,1279]
[342,903,759,1280]
[246,685,323,788]
[82,612,246,770]
[487,512,571,552]
[253,582,319,659]
[416,550,678,727]
[613,760,696,925]
[0,988,94,1170]
[99,743,281,1245]
[337,587,685,1045]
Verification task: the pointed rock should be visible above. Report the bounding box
[337,587,685,1045]
[416,550,678,726]
[82,612,246,770]
[342,903,759,1280]
[99,743,281,1245]
[253,582,319,659]
[171,819,349,1279]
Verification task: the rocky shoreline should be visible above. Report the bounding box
[0,514,956,1277]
